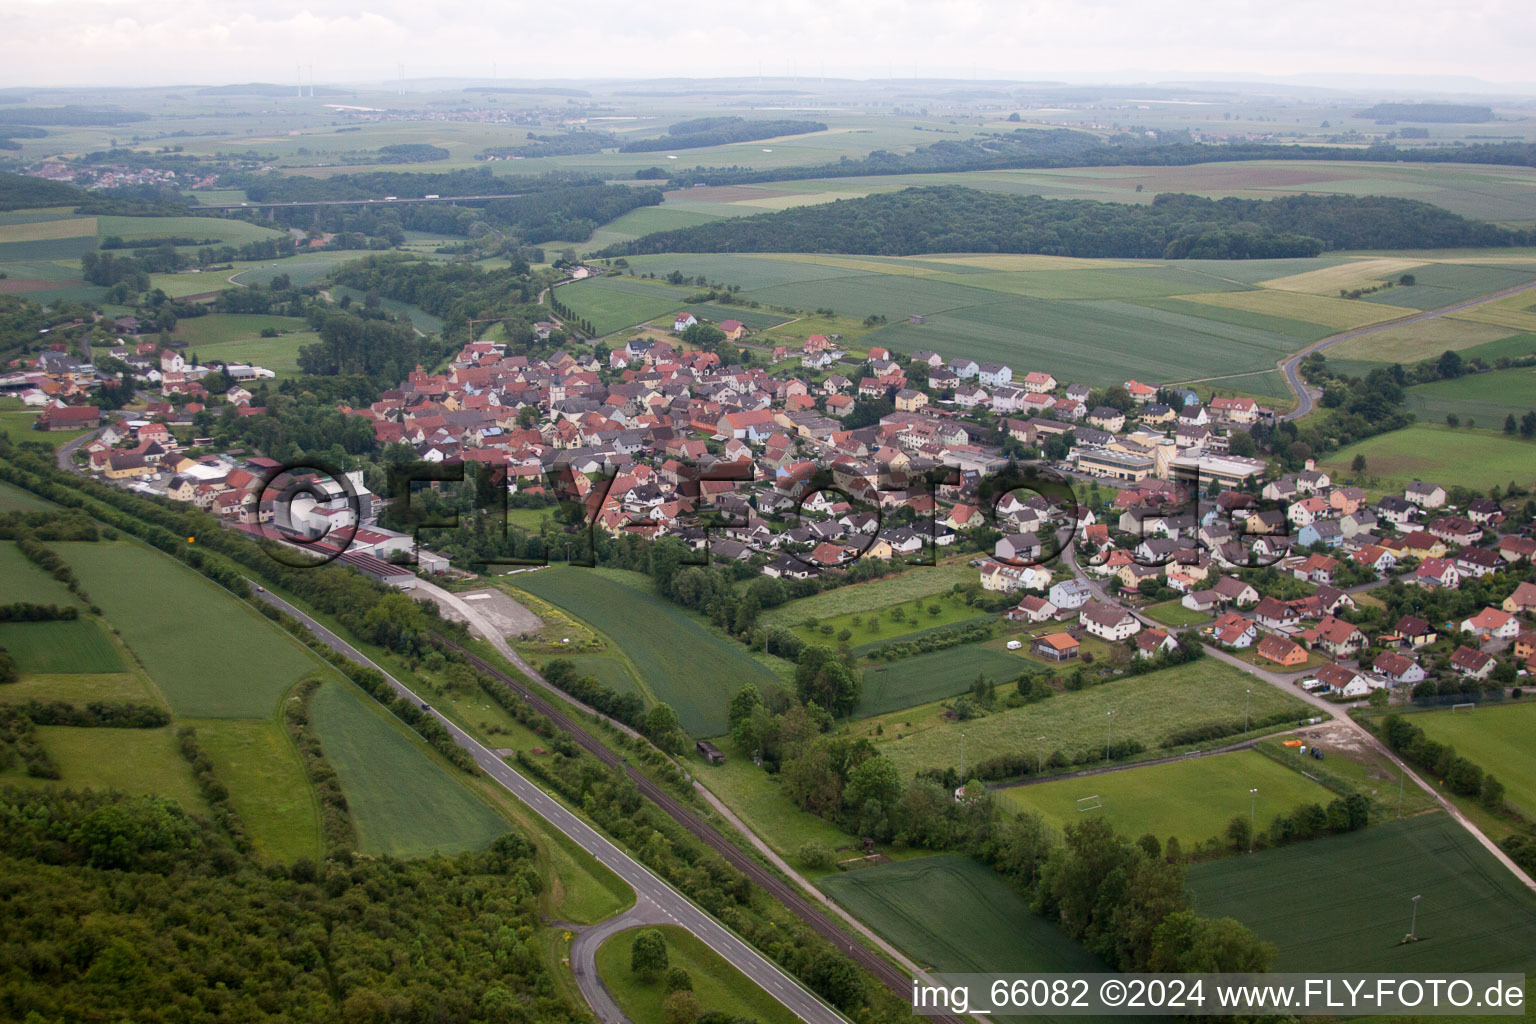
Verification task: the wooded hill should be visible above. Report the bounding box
[599,187,1532,259]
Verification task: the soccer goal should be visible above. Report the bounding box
[1452,702,1477,713]
[1076,795,1103,812]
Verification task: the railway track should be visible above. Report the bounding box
[439,637,963,1024]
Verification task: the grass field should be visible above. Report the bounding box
[560,655,641,695]
[1403,367,1536,427]
[0,480,54,512]
[505,567,777,736]
[866,658,1313,780]
[1142,599,1213,627]
[308,679,509,859]
[0,618,124,674]
[790,590,987,647]
[1189,814,1536,973]
[1408,702,1536,818]
[820,855,1107,973]
[758,566,973,629]
[188,718,321,863]
[57,541,323,718]
[999,749,1337,849]
[0,216,97,244]
[859,643,1029,718]
[0,410,95,450]
[0,725,207,813]
[171,313,316,375]
[1319,424,1536,496]
[0,540,83,605]
[557,275,697,335]
[695,755,859,859]
[595,925,802,1024]
[95,214,288,248]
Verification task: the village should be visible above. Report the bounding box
[9,306,1536,711]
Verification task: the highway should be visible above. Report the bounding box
[1277,278,1536,420]
[191,192,528,211]
[248,585,852,1024]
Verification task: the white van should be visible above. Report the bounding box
[1006,640,1023,651]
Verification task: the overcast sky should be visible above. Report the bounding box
[2,0,1534,90]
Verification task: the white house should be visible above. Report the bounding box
[1080,601,1141,641]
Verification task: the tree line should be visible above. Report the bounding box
[600,186,1529,259]
[619,117,828,152]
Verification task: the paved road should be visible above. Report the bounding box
[55,426,100,471]
[1277,278,1536,420]
[567,897,677,1024]
[192,192,529,211]
[249,585,851,1024]
[1062,546,1536,890]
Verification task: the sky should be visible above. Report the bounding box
[2,0,1534,90]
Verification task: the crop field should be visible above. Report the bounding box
[0,215,97,244]
[1325,316,1522,363]
[557,275,696,335]
[999,750,1336,849]
[820,855,1107,974]
[758,566,974,629]
[95,214,289,248]
[0,725,208,813]
[1259,258,1426,295]
[1188,814,1536,972]
[0,618,124,675]
[866,658,1312,780]
[230,252,354,288]
[596,925,801,1024]
[505,567,777,736]
[1408,702,1536,818]
[679,303,793,330]
[188,718,321,863]
[1319,424,1536,496]
[308,680,509,859]
[56,541,323,718]
[1404,367,1536,426]
[0,540,82,605]
[560,655,640,695]
[1359,262,1536,311]
[859,644,1030,718]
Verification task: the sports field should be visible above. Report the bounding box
[1409,702,1536,818]
[999,749,1336,849]
[189,718,322,863]
[596,925,801,1024]
[866,658,1312,780]
[1189,814,1536,973]
[859,643,1028,718]
[505,567,778,736]
[56,541,323,718]
[308,679,509,858]
[0,725,208,813]
[0,540,82,605]
[1403,367,1536,427]
[0,618,124,675]
[1319,424,1536,496]
[820,855,1106,973]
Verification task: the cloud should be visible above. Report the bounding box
[0,0,1532,86]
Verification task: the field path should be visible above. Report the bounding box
[1275,278,1536,420]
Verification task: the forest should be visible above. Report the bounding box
[327,254,554,344]
[601,186,1530,259]
[619,117,828,152]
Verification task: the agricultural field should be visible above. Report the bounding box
[998,749,1337,850]
[0,540,83,605]
[758,565,973,629]
[95,214,289,248]
[559,655,641,695]
[1408,702,1536,818]
[863,658,1313,781]
[556,275,697,335]
[820,855,1107,974]
[0,618,124,675]
[595,925,801,1024]
[1188,814,1536,973]
[859,643,1030,718]
[0,725,207,813]
[308,679,509,859]
[504,567,778,736]
[1319,424,1536,496]
[787,589,988,647]
[188,718,322,863]
[1403,367,1536,426]
[56,540,323,718]
[172,313,316,374]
